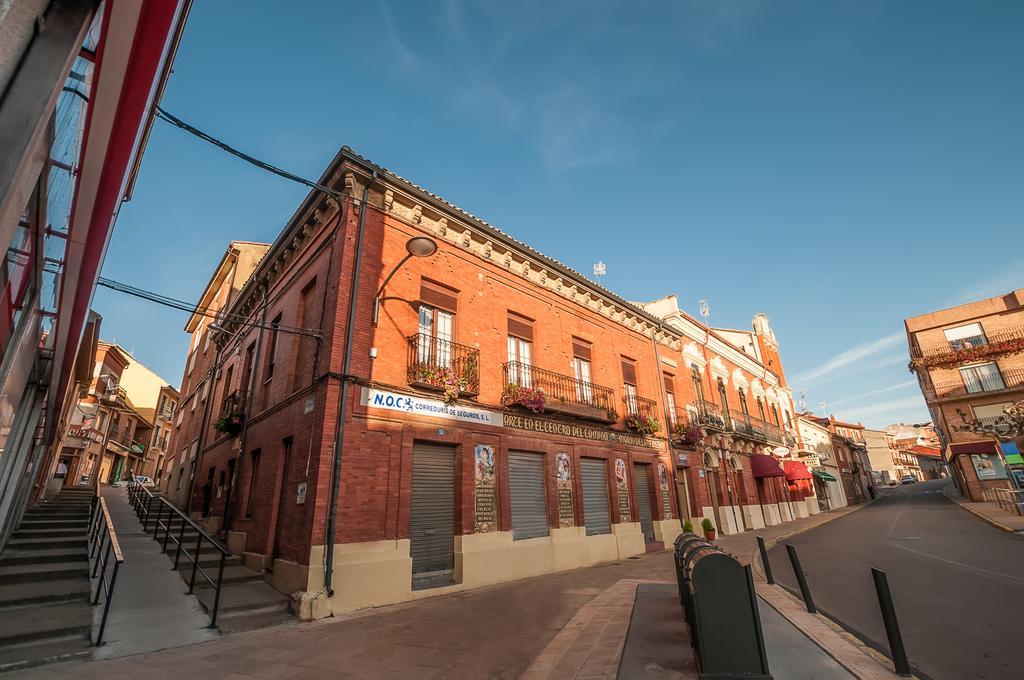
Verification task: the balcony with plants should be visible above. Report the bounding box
[671,408,705,448]
[500,361,617,423]
[407,334,481,405]
[623,394,660,435]
[214,390,246,437]
[910,325,1024,371]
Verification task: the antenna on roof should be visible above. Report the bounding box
[699,298,710,326]
[592,261,606,284]
[818,401,828,416]
[799,391,807,411]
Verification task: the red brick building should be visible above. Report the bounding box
[166,148,810,618]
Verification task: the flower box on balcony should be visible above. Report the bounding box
[214,412,244,436]
[625,414,661,435]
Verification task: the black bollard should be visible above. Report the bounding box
[756,535,774,584]
[871,568,911,677]
[785,543,816,613]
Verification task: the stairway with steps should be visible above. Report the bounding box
[0,488,95,672]
[144,495,294,633]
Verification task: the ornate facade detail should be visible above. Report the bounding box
[710,356,729,383]
[732,368,749,391]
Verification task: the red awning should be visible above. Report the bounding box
[949,441,997,457]
[783,461,813,481]
[751,454,785,478]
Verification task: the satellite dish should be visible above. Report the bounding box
[772,446,790,457]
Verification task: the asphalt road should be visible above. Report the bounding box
[767,478,1024,680]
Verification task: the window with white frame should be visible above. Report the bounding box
[960,362,1004,394]
[943,322,987,351]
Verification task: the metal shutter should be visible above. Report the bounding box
[508,451,549,540]
[633,463,655,543]
[580,457,611,536]
[410,443,456,577]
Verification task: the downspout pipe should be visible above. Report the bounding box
[324,174,375,598]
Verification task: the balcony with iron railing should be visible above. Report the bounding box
[407,334,480,398]
[695,400,729,431]
[501,361,616,423]
[102,385,127,406]
[731,412,784,445]
[214,390,247,437]
[923,368,1024,402]
[911,325,1024,364]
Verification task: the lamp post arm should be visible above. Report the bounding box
[372,252,414,325]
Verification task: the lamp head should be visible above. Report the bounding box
[406,237,438,258]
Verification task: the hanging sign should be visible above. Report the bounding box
[772,446,790,457]
[361,387,503,427]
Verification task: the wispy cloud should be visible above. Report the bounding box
[949,258,1024,305]
[835,396,928,423]
[828,380,918,408]
[377,0,418,72]
[793,332,904,385]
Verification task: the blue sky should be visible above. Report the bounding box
[94,0,1024,429]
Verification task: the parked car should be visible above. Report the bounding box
[900,475,917,485]
[113,475,154,488]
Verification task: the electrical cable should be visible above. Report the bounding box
[42,263,321,339]
[154,106,342,199]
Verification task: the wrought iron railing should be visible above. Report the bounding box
[623,393,658,419]
[127,478,229,629]
[501,361,615,413]
[911,325,1024,359]
[924,368,1024,402]
[407,333,480,397]
[88,489,123,646]
[695,400,728,431]
[731,413,784,444]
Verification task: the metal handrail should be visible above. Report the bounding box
[127,478,229,628]
[87,490,124,646]
[924,369,1024,402]
[501,360,616,413]
[623,393,658,419]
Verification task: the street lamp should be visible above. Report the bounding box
[372,236,438,325]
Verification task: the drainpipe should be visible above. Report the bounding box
[324,174,375,598]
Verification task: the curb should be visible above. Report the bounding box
[942,485,1021,535]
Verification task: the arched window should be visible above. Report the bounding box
[756,397,767,421]
[691,364,704,404]
[737,388,750,417]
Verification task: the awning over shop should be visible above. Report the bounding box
[949,441,998,457]
[751,454,785,478]
[811,469,837,482]
[783,461,813,481]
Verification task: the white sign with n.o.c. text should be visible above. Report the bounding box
[361,387,504,428]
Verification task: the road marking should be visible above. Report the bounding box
[888,540,1024,583]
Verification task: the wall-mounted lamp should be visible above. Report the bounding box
[372,236,438,325]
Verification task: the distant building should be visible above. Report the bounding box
[118,353,179,480]
[806,415,872,503]
[863,428,899,485]
[796,415,847,510]
[905,289,1024,500]
[910,445,944,480]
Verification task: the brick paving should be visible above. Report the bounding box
[6,507,864,680]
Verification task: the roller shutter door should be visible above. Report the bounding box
[580,457,611,536]
[410,443,456,579]
[633,463,656,543]
[508,451,549,540]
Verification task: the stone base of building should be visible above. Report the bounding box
[793,501,809,519]
[805,497,820,515]
[762,503,781,526]
[293,522,654,620]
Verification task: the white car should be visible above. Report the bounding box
[113,475,154,488]
[899,475,917,485]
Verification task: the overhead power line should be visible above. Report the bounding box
[44,263,321,338]
[154,106,342,199]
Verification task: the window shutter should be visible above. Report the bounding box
[420,280,458,313]
[663,372,675,395]
[572,338,592,361]
[621,358,637,385]
[508,451,549,540]
[507,312,534,341]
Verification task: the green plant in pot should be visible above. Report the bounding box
[701,517,716,541]
[682,520,694,534]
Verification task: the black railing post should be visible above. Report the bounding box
[173,514,185,569]
[209,551,227,629]
[756,536,774,584]
[95,558,120,646]
[188,530,202,593]
[93,542,110,605]
[785,543,816,613]
[872,568,911,677]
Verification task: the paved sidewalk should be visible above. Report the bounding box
[943,482,1024,533]
[93,487,217,659]
[6,506,870,680]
